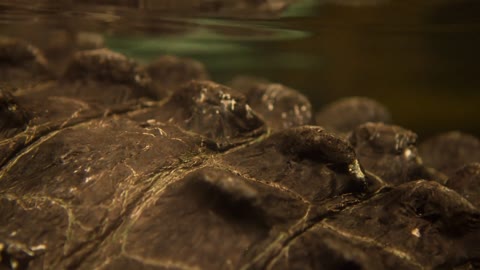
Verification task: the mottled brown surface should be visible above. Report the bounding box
[1,39,479,270]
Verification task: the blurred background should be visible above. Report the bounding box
[1,0,479,139]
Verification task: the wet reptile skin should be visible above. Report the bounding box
[1,37,480,270]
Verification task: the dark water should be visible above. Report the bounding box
[1,0,479,138]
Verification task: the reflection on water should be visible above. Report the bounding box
[1,0,479,137]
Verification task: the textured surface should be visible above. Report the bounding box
[1,38,480,270]
[0,37,52,91]
[231,76,312,131]
[315,97,391,136]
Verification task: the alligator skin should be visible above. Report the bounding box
[0,38,479,270]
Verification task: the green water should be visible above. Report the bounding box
[1,0,479,138]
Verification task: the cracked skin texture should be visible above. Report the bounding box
[1,40,480,270]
